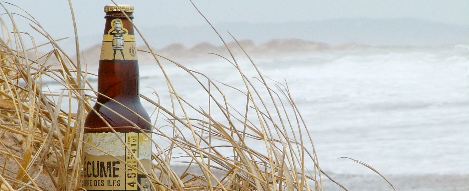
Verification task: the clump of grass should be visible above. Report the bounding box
[0,1,396,191]
[0,2,86,190]
[0,1,330,190]
[0,1,324,190]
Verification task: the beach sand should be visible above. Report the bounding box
[321,173,469,191]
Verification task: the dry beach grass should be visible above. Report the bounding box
[0,1,402,191]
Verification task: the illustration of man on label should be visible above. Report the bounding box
[109,20,127,60]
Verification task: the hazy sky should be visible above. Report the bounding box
[5,0,469,49]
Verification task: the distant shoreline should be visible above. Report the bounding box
[75,38,467,65]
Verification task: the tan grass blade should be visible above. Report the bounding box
[341,157,397,191]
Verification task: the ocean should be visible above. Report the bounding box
[49,46,469,190]
[138,46,469,190]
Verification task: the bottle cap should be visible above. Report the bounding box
[104,4,134,13]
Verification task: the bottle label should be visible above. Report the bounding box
[83,131,152,190]
[100,18,138,61]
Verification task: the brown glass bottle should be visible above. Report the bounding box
[83,4,152,191]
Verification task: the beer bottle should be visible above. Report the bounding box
[83,4,152,191]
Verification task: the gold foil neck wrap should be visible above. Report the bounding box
[104,4,134,13]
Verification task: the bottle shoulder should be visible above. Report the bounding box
[84,97,151,131]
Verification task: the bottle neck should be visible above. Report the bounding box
[97,60,140,101]
[97,11,140,102]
